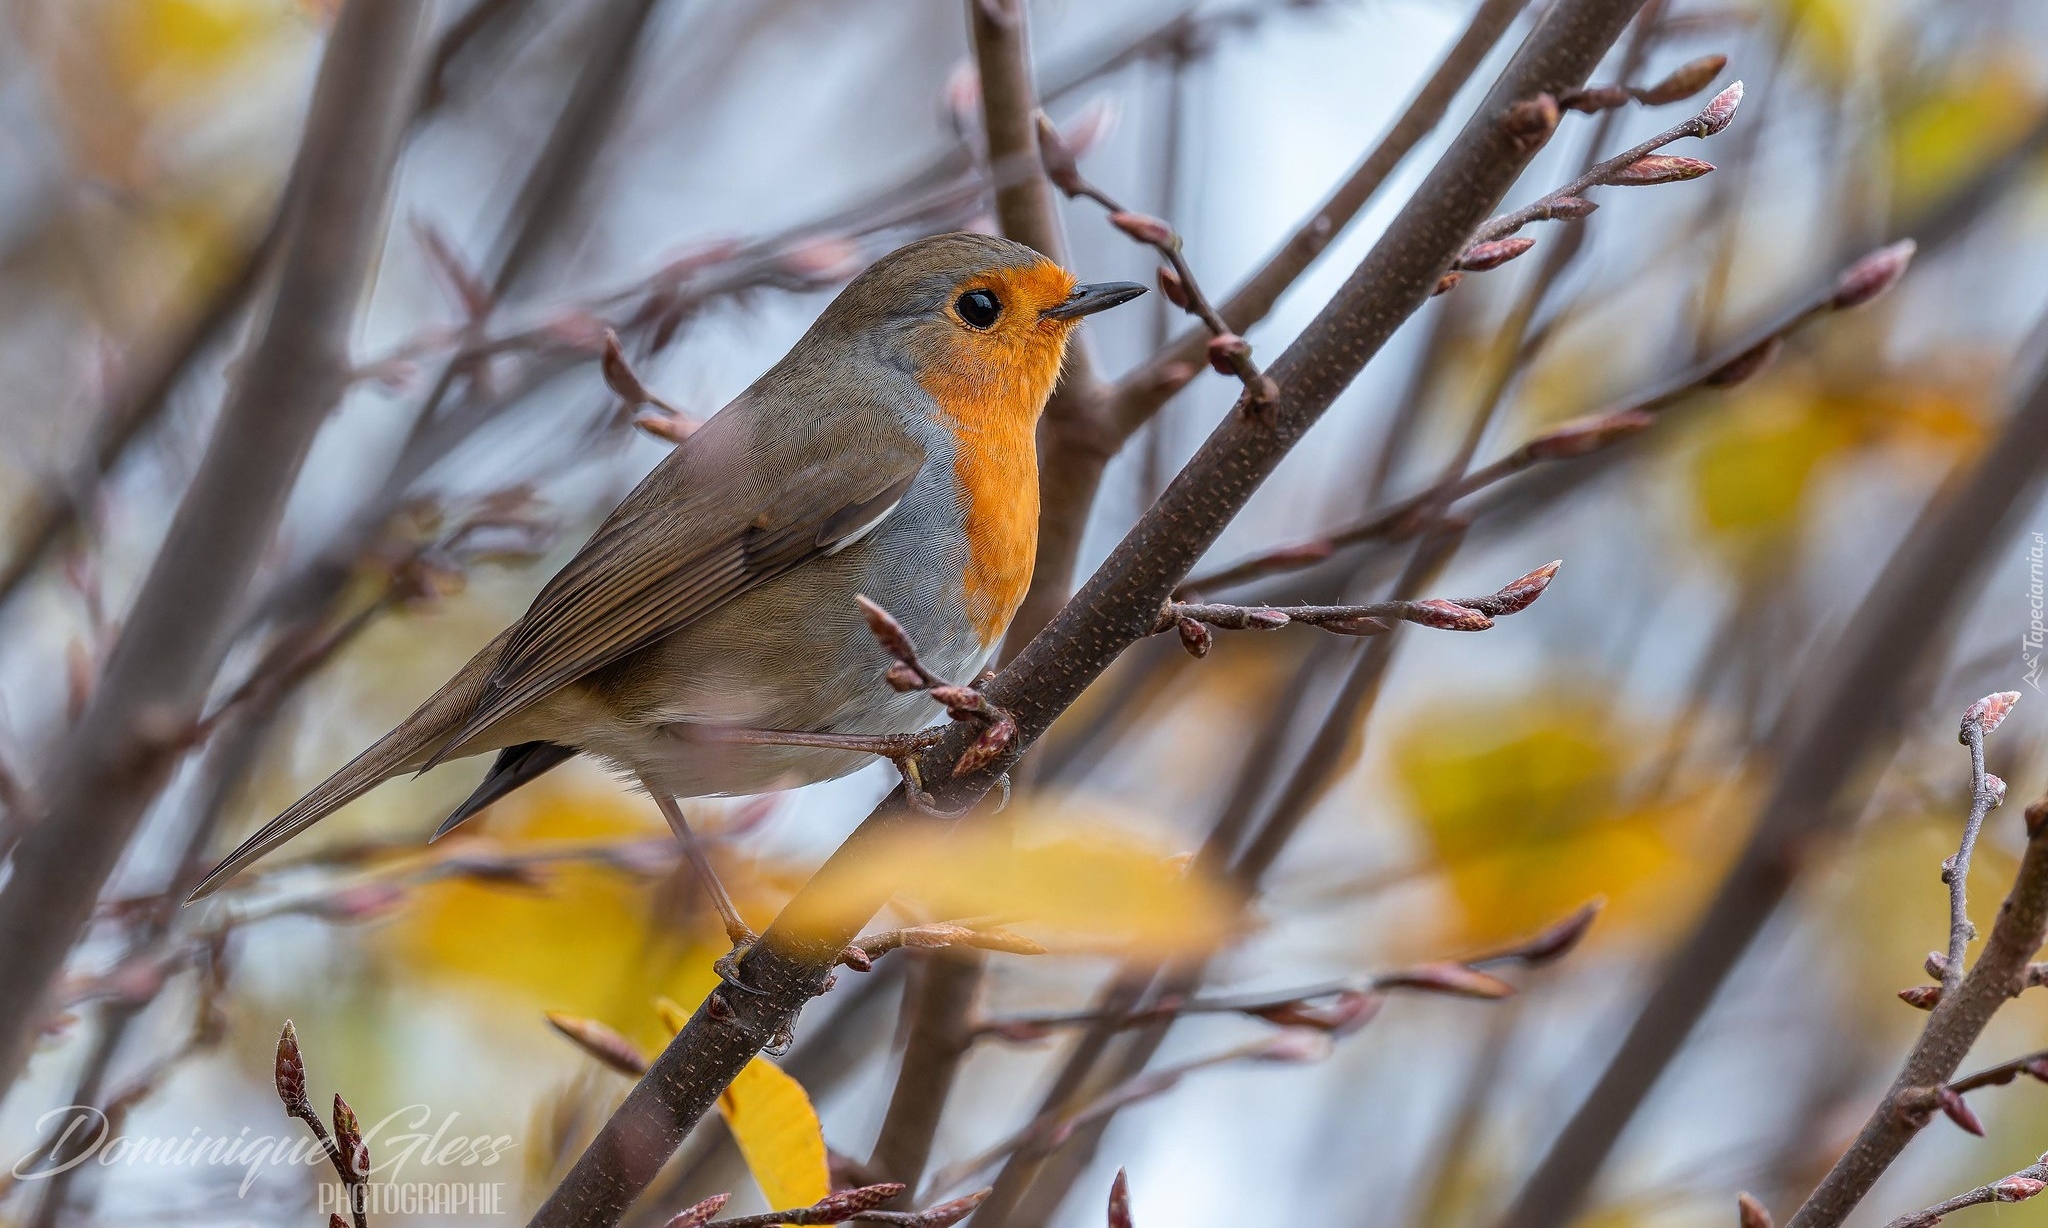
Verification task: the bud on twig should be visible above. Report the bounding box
[1206,333,1251,376]
[1829,240,1915,309]
[1540,196,1598,220]
[1403,599,1493,632]
[1432,271,1464,297]
[1381,962,1516,999]
[1109,1168,1134,1228]
[1737,1192,1774,1228]
[1559,83,1633,114]
[1704,337,1782,388]
[1603,155,1715,185]
[1456,236,1536,271]
[1035,112,1085,197]
[809,1183,908,1219]
[1110,211,1176,248]
[906,1190,990,1227]
[545,1012,651,1077]
[1503,93,1560,147]
[1636,54,1729,106]
[1935,1086,1985,1136]
[664,1192,731,1228]
[333,1094,368,1178]
[1995,1177,2047,1203]
[275,1021,309,1116]
[1961,692,2020,742]
[1176,615,1211,658]
[1157,265,1189,309]
[1695,79,1744,135]
[1898,984,1942,1010]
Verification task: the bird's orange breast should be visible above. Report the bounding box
[917,316,1068,647]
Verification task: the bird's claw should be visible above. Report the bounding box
[713,937,769,996]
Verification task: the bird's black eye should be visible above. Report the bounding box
[955,288,1001,329]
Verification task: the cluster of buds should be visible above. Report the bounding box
[600,329,698,444]
[1159,560,1559,656]
[273,1022,372,1227]
[1558,54,1729,115]
[1037,113,1279,405]
[857,596,1018,777]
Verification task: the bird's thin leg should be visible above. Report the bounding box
[639,775,765,995]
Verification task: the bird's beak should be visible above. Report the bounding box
[1041,281,1149,320]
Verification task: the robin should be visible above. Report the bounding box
[189,233,1145,937]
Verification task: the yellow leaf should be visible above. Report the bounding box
[380,772,726,1050]
[1392,690,1716,949]
[716,1057,831,1221]
[780,801,1232,957]
[1887,57,2040,214]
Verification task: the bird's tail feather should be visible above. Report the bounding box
[186,720,434,900]
[186,628,521,901]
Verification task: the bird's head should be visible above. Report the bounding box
[816,232,1146,432]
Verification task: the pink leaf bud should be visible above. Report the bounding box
[1830,240,1915,309]
[1605,155,1715,185]
[1637,54,1729,106]
[1457,236,1537,271]
[1695,79,1744,135]
[1110,211,1176,248]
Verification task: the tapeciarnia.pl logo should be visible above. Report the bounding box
[2027,532,2045,693]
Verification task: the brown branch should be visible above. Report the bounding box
[974,902,1598,1041]
[1036,119,1275,404]
[1180,239,1913,594]
[1107,0,1535,436]
[0,0,430,1099]
[1779,740,2048,1227]
[1468,79,1739,250]
[1159,559,1558,651]
[1876,1158,2048,1228]
[1944,693,2019,994]
[1498,325,2048,1228]
[857,1,1100,1213]
[525,2,1649,1223]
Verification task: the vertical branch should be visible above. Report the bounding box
[970,0,1114,656]
[0,0,430,1096]
[861,0,1103,1204]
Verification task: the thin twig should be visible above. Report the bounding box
[1180,239,1913,594]
[1877,1157,2048,1228]
[1944,693,2019,993]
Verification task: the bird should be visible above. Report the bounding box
[189,232,1145,912]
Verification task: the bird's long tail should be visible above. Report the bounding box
[187,629,517,901]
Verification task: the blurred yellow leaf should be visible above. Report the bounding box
[781,803,1232,956]
[107,0,281,90]
[1887,57,2040,213]
[716,1057,831,1221]
[1688,382,1847,550]
[382,774,726,1050]
[1393,691,1711,948]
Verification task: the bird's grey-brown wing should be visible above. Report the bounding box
[191,405,924,900]
[422,419,924,765]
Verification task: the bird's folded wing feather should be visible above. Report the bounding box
[425,428,923,762]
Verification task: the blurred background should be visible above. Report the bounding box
[1,0,2047,1225]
